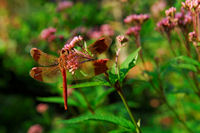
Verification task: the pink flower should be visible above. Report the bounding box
[116,35,128,44]
[100,24,114,37]
[87,30,102,39]
[175,9,192,26]
[56,1,73,12]
[156,17,177,33]
[126,26,141,37]
[151,0,166,18]
[36,103,48,114]
[182,0,200,11]
[124,14,149,25]
[188,31,197,42]
[165,7,176,17]
[40,27,57,42]
[64,36,83,50]
[67,87,74,96]
[27,124,43,133]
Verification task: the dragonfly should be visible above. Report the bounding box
[30,36,112,110]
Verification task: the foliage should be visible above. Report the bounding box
[1,0,200,133]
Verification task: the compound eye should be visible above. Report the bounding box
[61,49,65,54]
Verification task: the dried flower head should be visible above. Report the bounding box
[126,26,141,37]
[56,1,73,12]
[124,14,150,25]
[28,124,43,133]
[165,7,176,17]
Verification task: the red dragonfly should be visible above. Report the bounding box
[30,36,112,110]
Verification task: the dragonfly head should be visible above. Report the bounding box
[60,48,70,56]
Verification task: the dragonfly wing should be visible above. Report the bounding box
[88,36,112,55]
[69,59,110,80]
[30,66,61,83]
[30,48,58,66]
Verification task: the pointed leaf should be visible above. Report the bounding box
[119,47,140,82]
[58,112,135,130]
[70,81,110,88]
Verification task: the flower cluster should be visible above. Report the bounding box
[116,35,128,44]
[124,13,149,39]
[63,36,83,50]
[116,35,128,48]
[188,31,197,42]
[124,14,150,25]
[56,1,73,12]
[65,51,82,74]
[165,7,176,17]
[40,27,56,42]
[36,103,48,114]
[27,124,43,133]
[156,17,177,34]
[182,0,200,42]
[175,8,192,27]
[40,27,64,42]
[156,7,178,35]
[88,24,114,39]
[182,0,200,11]
[61,36,93,74]
[151,0,166,18]
[126,26,141,37]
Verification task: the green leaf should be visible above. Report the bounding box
[70,81,110,89]
[37,97,63,103]
[108,129,132,133]
[175,63,197,72]
[169,56,200,72]
[58,112,135,130]
[119,47,140,82]
[108,64,118,85]
[72,91,87,108]
[175,56,200,67]
[37,97,81,107]
[93,88,115,106]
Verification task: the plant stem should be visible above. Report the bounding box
[115,82,142,133]
[166,33,177,56]
[161,95,194,133]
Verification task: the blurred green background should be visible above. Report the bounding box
[1,0,200,133]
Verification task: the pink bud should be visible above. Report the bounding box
[36,103,48,114]
[27,124,43,133]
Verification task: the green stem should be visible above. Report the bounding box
[115,82,141,133]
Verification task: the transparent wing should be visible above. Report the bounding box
[66,59,110,80]
[30,48,58,66]
[30,66,61,83]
